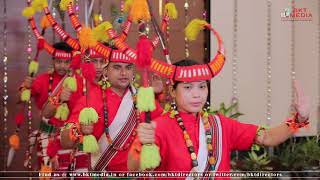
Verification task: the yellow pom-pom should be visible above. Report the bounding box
[79,107,99,125]
[140,144,161,170]
[31,0,48,12]
[22,7,35,18]
[21,89,31,102]
[63,76,77,92]
[59,0,74,11]
[9,134,20,150]
[137,87,156,112]
[185,19,209,41]
[40,16,51,29]
[92,21,113,43]
[78,27,97,49]
[55,103,70,121]
[83,135,99,153]
[129,0,151,23]
[28,60,39,76]
[124,0,133,12]
[164,3,178,19]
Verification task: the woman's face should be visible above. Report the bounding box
[171,81,208,114]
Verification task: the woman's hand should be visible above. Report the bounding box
[137,122,156,144]
[293,80,310,122]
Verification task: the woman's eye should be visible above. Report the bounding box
[183,86,191,89]
[200,85,206,89]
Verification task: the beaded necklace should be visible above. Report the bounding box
[174,111,216,171]
[101,83,140,151]
[48,71,54,96]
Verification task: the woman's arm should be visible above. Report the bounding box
[255,123,293,147]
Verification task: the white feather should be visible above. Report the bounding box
[6,147,15,167]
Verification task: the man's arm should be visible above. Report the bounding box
[42,87,72,118]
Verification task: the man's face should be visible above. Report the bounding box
[53,59,71,76]
[106,62,134,90]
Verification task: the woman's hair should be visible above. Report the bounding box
[172,59,200,89]
[53,42,73,52]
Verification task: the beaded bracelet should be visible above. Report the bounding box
[285,112,309,132]
[68,123,83,143]
[48,96,60,107]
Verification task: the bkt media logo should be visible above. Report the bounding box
[281,7,312,21]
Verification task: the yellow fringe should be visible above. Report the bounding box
[185,19,209,41]
[31,0,48,12]
[92,21,113,43]
[59,0,74,11]
[22,7,35,18]
[124,0,134,12]
[164,3,178,19]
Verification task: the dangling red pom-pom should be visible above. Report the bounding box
[15,111,25,126]
[71,53,81,70]
[136,35,153,69]
[47,139,60,158]
[81,61,96,82]
[37,38,45,50]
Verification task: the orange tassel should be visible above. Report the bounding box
[78,27,97,49]
[39,165,52,180]
[40,16,51,29]
[9,134,20,150]
[129,0,151,23]
[129,139,142,161]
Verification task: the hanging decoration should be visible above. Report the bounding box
[26,2,34,171]
[184,0,190,58]
[318,0,320,120]
[265,0,272,125]
[290,0,296,114]
[75,0,79,17]
[2,0,8,170]
[231,0,239,107]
